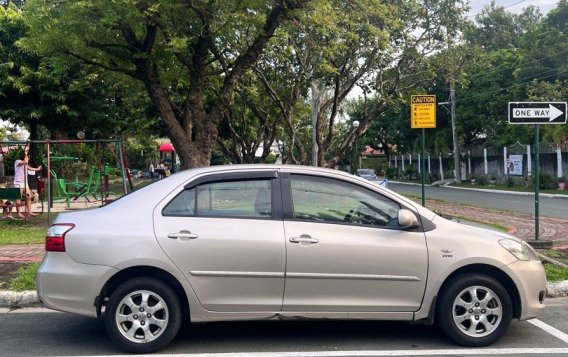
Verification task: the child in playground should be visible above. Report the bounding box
[14,150,42,219]
[1,198,14,219]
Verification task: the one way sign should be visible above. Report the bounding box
[509,102,567,124]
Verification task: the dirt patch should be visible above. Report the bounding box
[0,263,25,289]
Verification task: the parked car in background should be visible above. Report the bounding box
[356,168,378,180]
[356,168,388,188]
[37,165,546,353]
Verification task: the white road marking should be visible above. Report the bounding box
[67,348,568,357]
[529,318,568,344]
[7,309,567,356]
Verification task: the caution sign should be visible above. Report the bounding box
[411,95,436,129]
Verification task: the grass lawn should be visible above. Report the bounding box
[0,214,49,244]
[8,262,40,291]
[447,182,568,196]
[391,178,568,196]
[544,264,568,282]
[0,178,153,245]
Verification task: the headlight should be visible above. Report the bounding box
[499,239,539,261]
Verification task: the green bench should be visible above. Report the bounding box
[0,187,22,201]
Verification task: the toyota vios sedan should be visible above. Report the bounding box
[37,165,546,353]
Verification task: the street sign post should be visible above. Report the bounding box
[411,95,436,129]
[411,95,436,207]
[508,101,567,242]
[508,102,567,124]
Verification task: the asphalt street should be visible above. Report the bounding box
[388,183,568,219]
[1,298,567,356]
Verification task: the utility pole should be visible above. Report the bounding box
[450,79,461,183]
[311,82,322,167]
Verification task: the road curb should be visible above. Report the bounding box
[0,290,42,309]
[2,283,568,308]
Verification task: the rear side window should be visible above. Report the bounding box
[163,179,272,219]
[162,188,196,216]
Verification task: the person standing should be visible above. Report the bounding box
[14,151,42,219]
[149,162,155,179]
[157,161,165,179]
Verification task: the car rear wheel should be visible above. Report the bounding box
[104,277,182,353]
[437,274,512,347]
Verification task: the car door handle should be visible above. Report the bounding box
[289,235,319,244]
[167,230,198,240]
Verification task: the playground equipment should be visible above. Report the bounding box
[51,164,101,209]
[1,139,130,224]
[158,142,179,172]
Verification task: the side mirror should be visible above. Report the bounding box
[398,209,420,229]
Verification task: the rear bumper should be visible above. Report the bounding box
[36,252,118,318]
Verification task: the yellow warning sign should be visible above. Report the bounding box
[411,95,436,129]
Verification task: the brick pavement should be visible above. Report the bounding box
[0,198,567,263]
[424,200,568,249]
[0,244,44,263]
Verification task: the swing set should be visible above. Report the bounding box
[0,139,132,224]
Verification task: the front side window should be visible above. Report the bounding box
[290,175,400,228]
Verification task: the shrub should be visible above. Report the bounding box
[476,175,488,186]
[385,167,399,179]
[533,172,555,189]
[427,173,440,183]
[405,164,416,180]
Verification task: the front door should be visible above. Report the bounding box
[154,173,286,312]
[282,174,428,312]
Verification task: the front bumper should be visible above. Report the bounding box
[505,259,547,320]
[37,252,118,318]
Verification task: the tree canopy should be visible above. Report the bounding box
[0,0,565,172]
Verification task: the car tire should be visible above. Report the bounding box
[104,277,182,353]
[437,274,512,347]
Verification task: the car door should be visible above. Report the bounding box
[281,173,428,313]
[153,171,286,312]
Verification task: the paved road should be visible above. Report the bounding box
[389,183,568,219]
[2,299,568,356]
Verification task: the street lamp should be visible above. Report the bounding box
[352,120,360,172]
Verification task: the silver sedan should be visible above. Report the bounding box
[37,165,546,353]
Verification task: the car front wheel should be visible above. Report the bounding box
[104,277,182,353]
[437,274,513,347]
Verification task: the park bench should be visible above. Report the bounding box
[0,187,23,216]
[0,187,21,201]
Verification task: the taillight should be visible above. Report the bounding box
[46,224,75,252]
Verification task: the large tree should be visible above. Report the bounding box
[238,0,469,167]
[0,4,155,145]
[24,0,310,169]
[0,5,90,140]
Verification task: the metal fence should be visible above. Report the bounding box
[389,141,568,180]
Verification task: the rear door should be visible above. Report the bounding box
[153,170,286,312]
